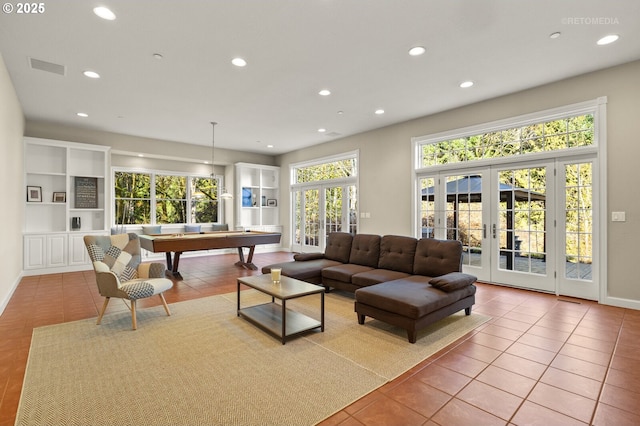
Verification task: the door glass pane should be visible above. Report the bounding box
[347,185,358,235]
[325,186,343,234]
[497,167,547,274]
[445,175,483,267]
[304,189,320,247]
[293,191,302,245]
[565,163,593,280]
[419,177,436,239]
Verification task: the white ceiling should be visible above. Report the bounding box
[1,1,638,154]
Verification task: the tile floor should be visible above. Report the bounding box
[1,251,639,425]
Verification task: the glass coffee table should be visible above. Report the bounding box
[237,275,325,344]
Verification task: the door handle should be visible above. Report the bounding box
[483,224,486,239]
[492,224,496,239]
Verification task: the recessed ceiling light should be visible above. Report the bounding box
[83,70,100,79]
[93,6,116,20]
[232,57,247,67]
[408,46,426,56]
[153,53,164,60]
[375,109,385,115]
[266,144,274,148]
[549,32,561,39]
[460,81,474,88]
[318,89,331,96]
[318,128,326,133]
[597,34,619,45]
[337,110,344,115]
[138,154,144,157]
[76,112,88,118]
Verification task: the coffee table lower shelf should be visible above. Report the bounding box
[238,302,322,344]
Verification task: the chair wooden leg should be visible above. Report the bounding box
[97,297,110,325]
[131,299,137,330]
[159,293,171,316]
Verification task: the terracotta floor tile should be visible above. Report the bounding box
[475,365,537,398]
[505,341,556,365]
[592,402,640,426]
[511,401,588,426]
[452,340,503,364]
[456,380,523,421]
[527,382,596,423]
[539,367,602,400]
[467,331,514,351]
[550,354,608,382]
[605,367,640,393]
[351,394,426,426]
[559,343,613,366]
[566,333,616,354]
[598,384,640,416]
[479,324,524,341]
[525,324,571,342]
[431,398,507,426]
[492,353,547,381]
[433,351,489,378]
[516,332,565,353]
[413,363,472,396]
[384,378,451,418]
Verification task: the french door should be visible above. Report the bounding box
[292,183,357,252]
[419,158,598,299]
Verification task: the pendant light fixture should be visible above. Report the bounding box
[210,121,233,199]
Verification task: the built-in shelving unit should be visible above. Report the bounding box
[23,137,110,274]
[235,162,281,248]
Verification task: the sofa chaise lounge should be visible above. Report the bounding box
[263,232,477,343]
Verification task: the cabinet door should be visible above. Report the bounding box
[68,233,90,266]
[24,235,47,270]
[47,234,67,268]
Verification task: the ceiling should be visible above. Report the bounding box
[1,1,638,155]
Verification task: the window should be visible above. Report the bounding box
[114,170,223,225]
[114,172,151,225]
[419,113,594,167]
[290,152,358,251]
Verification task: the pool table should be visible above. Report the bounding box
[138,230,281,279]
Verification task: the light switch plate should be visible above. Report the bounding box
[612,211,626,222]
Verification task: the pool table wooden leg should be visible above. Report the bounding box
[235,246,258,270]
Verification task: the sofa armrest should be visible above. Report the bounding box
[293,252,325,261]
[429,272,477,292]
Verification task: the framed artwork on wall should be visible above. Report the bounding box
[27,186,42,202]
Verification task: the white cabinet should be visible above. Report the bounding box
[23,137,110,274]
[235,163,280,229]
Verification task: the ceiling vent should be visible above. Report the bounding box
[29,57,66,76]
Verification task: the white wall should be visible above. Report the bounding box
[0,53,25,314]
[278,60,640,305]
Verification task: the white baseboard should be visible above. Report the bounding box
[0,272,24,317]
[601,295,640,311]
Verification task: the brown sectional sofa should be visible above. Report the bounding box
[263,232,477,343]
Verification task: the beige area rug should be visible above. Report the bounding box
[16,290,490,426]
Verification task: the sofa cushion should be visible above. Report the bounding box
[352,269,410,287]
[293,252,325,261]
[349,234,381,267]
[430,272,477,292]
[413,238,463,276]
[378,235,417,273]
[322,263,374,283]
[262,259,343,282]
[355,279,476,319]
[324,232,353,263]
